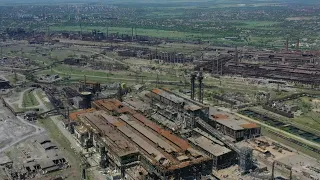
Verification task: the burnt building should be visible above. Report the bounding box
[89,99,213,179]
[209,108,261,142]
[75,111,139,170]
[188,128,237,170]
[150,88,209,121]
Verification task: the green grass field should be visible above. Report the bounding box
[22,89,39,107]
[230,20,280,28]
[291,97,320,131]
[261,127,319,159]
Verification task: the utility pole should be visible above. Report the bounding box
[135,27,137,39]
[80,23,83,39]
[106,27,109,39]
[235,46,239,65]
[156,73,159,88]
[131,27,134,42]
[14,71,18,83]
[271,161,275,180]
[285,37,289,51]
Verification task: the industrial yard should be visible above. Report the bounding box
[0,1,320,180]
[0,34,319,180]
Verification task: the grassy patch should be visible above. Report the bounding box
[231,20,280,29]
[36,89,54,109]
[293,111,320,131]
[261,127,319,159]
[284,96,320,131]
[22,89,39,107]
[11,104,28,112]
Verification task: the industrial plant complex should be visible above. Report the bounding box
[0,1,320,180]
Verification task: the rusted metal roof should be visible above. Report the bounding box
[100,112,126,127]
[121,115,177,154]
[69,108,96,121]
[116,106,136,114]
[211,114,229,120]
[151,88,162,94]
[89,99,212,172]
[78,111,138,157]
[133,113,190,151]
[240,123,259,129]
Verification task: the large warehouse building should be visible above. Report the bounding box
[76,111,139,171]
[72,99,214,179]
[209,108,261,141]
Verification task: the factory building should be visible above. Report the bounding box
[188,128,237,170]
[75,110,139,171]
[210,108,261,141]
[86,99,213,179]
[150,88,209,121]
[122,98,152,115]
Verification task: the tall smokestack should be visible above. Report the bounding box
[135,27,137,39]
[106,27,109,39]
[131,27,134,42]
[191,72,196,100]
[198,68,204,103]
[235,46,239,65]
[296,39,299,50]
[285,38,289,51]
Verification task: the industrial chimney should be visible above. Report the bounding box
[235,46,239,65]
[190,72,196,100]
[198,68,204,103]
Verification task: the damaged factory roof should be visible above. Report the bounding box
[209,107,259,131]
[91,100,211,171]
[123,98,152,113]
[151,88,203,111]
[115,114,211,171]
[152,88,185,104]
[87,98,214,176]
[188,136,231,157]
[69,108,96,121]
[77,111,138,157]
[93,99,136,114]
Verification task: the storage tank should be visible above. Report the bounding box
[81,91,92,109]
